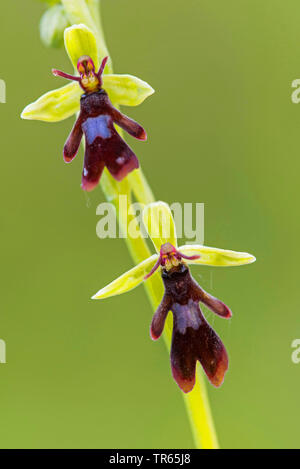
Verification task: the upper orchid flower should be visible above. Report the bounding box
[52,54,147,190]
[21,24,154,191]
[92,202,256,393]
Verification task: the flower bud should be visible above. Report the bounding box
[39,5,69,48]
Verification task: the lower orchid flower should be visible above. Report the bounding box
[92,202,256,393]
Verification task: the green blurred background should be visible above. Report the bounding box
[1,0,300,449]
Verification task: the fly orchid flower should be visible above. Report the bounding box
[92,202,256,393]
[21,24,154,191]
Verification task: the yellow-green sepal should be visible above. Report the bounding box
[21,82,81,122]
[103,74,154,106]
[143,202,178,254]
[92,254,159,300]
[64,23,99,70]
[179,245,256,267]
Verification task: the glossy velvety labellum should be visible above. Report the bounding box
[53,55,147,191]
[151,262,231,393]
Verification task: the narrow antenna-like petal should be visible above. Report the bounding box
[179,252,201,261]
[97,56,109,83]
[52,69,81,82]
[144,256,161,280]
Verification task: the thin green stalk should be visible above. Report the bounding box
[62,0,219,449]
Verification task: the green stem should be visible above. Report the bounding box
[62,0,219,449]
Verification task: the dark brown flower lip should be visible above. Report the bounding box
[150,260,231,393]
[170,300,229,392]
